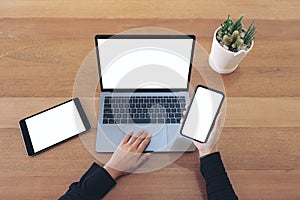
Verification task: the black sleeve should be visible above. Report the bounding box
[59,162,116,200]
[200,152,238,200]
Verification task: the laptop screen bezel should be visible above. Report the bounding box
[95,34,196,93]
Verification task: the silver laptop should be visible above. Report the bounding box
[95,34,195,152]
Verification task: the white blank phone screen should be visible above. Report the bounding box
[182,87,223,142]
[25,100,86,153]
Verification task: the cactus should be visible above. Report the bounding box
[222,30,244,49]
[217,15,256,52]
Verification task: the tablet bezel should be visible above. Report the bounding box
[180,85,224,143]
[19,98,91,156]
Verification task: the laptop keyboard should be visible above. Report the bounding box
[102,96,186,124]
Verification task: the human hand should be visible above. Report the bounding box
[104,130,152,180]
[193,112,222,157]
[182,106,223,157]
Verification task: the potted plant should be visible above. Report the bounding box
[209,15,256,74]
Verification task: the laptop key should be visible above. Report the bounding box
[121,118,127,124]
[157,118,164,123]
[104,109,112,113]
[151,118,157,123]
[132,118,151,123]
[104,114,114,118]
[175,113,182,118]
[104,104,111,108]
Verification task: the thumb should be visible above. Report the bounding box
[137,153,151,167]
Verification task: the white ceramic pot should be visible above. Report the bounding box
[208,27,254,74]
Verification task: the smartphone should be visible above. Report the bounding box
[19,98,91,156]
[180,85,224,143]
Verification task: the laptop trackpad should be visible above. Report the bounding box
[119,124,167,151]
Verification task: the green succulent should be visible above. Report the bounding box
[217,15,256,52]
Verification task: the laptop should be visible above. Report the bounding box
[95,34,195,152]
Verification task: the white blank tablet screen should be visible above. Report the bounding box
[25,100,86,153]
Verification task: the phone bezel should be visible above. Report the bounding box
[19,98,91,156]
[180,85,224,143]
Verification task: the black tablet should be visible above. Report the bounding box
[19,98,91,156]
[180,85,224,143]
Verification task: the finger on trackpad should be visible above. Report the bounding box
[119,124,167,151]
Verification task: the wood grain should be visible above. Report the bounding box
[1,97,299,129]
[0,19,299,97]
[0,170,299,200]
[1,0,300,199]
[1,127,299,173]
[0,0,299,19]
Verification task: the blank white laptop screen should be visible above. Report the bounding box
[97,38,194,89]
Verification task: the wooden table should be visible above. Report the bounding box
[0,1,299,199]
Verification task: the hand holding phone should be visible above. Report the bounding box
[180,85,224,143]
[193,112,223,157]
